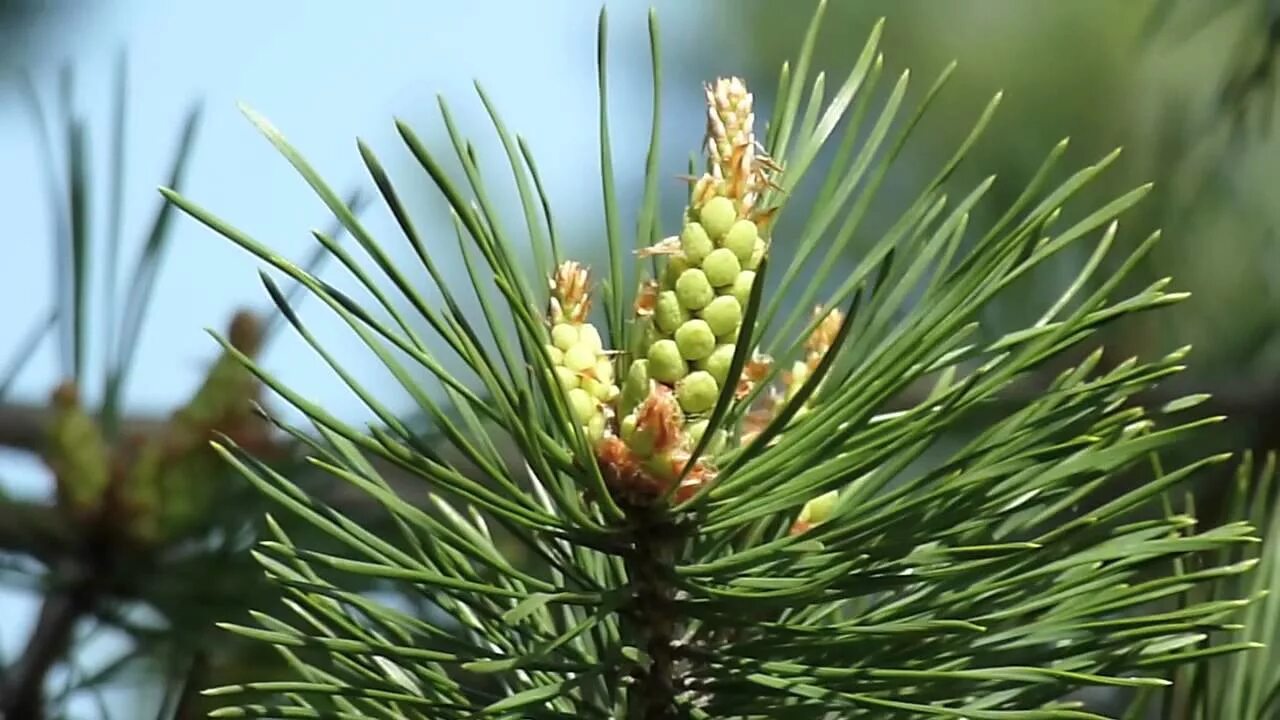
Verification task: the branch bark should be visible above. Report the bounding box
[626,509,682,720]
[0,500,74,564]
[0,559,96,720]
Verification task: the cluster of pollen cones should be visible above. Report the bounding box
[542,77,844,527]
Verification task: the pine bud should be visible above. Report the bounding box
[654,290,688,334]
[563,343,597,373]
[583,376,618,402]
[641,324,661,352]
[677,370,719,414]
[680,222,714,264]
[648,339,688,383]
[732,270,756,307]
[701,343,736,387]
[627,385,684,458]
[551,323,578,351]
[716,324,742,345]
[568,387,597,424]
[701,295,742,337]
[597,76,782,508]
[593,356,615,385]
[662,254,691,290]
[554,366,581,391]
[550,261,592,323]
[702,248,742,288]
[586,412,606,443]
[174,311,262,430]
[578,323,604,353]
[674,319,716,361]
[623,359,651,411]
[686,419,727,455]
[746,237,766,270]
[544,262,617,450]
[723,219,758,264]
[675,268,715,310]
[790,490,839,535]
[46,381,110,517]
[699,196,738,239]
[620,414,652,455]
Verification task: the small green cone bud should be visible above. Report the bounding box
[701,295,742,337]
[622,413,656,456]
[732,270,756,307]
[677,370,719,414]
[701,343,735,387]
[654,290,688,334]
[554,366,580,391]
[623,359,651,408]
[723,219,758,263]
[746,237,766,270]
[687,419,709,445]
[662,254,691,289]
[593,357,615,385]
[586,413,606,443]
[687,419,727,454]
[48,382,110,516]
[551,323,578,351]
[578,324,603,353]
[175,311,262,429]
[680,222,714,264]
[563,343,596,373]
[583,376,616,402]
[674,319,716,361]
[545,344,564,365]
[567,387,596,423]
[641,323,661,353]
[792,489,839,535]
[702,248,741,288]
[642,454,675,480]
[648,339,688,383]
[699,196,737,239]
[675,268,715,310]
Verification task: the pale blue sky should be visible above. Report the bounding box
[0,2,723,713]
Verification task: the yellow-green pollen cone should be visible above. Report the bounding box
[545,261,617,444]
[535,76,801,508]
[606,74,780,503]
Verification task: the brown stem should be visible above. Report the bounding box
[625,508,683,720]
[0,563,95,720]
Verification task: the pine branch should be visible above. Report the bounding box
[0,557,97,720]
[625,509,685,719]
[143,7,1263,716]
[0,499,73,564]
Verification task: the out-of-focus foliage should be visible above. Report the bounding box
[0,58,384,719]
[732,0,1280,378]
[1122,454,1280,720]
